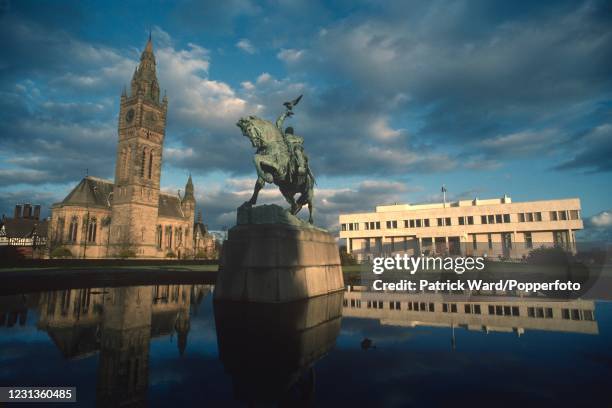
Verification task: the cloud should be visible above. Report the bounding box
[236,38,256,54]
[590,210,612,228]
[277,48,305,64]
[555,124,612,173]
[580,209,612,242]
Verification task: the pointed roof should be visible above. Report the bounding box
[58,177,114,209]
[182,174,195,202]
[131,35,160,103]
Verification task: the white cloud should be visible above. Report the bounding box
[236,38,256,54]
[277,48,305,63]
[369,116,402,140]
[590,211,612,228]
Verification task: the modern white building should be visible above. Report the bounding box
[339,195,583,260]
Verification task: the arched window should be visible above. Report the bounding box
[155,225,162,249]
[123,146,131,179]
[87,217,97,243]
[140,147,148,178]
[69,216,79,242]
[56,217,65,242]
[177,227,183,246]
[148,150,154,179]
[165,226,173,249]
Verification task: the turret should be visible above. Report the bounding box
[181,174,196,221]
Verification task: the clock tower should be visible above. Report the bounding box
[110,35,168,255]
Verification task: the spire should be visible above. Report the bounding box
[130,35,160,103]
[183,174,195,203]
[197,210,203,224]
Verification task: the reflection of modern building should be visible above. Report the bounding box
[35,284,210,406]
[342,286,598,336]
[339,196,583,261]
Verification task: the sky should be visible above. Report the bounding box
[0,0,610,238]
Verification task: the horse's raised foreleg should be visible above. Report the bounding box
[253,155,274,183]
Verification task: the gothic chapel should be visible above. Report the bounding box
[49,36,211,258]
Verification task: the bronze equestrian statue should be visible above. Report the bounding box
[237,95,316,223]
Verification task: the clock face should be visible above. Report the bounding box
[125,109,135,123]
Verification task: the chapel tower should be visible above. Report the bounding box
[110,35,168,256]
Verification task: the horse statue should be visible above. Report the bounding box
[237,98,316,223]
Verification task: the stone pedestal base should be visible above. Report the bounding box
[214,205,344,302]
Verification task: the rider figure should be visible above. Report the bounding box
[276,110,308,178]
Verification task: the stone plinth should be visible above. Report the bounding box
[214,205,344,302]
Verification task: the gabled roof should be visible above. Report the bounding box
[158,193,184,219]
[58,177,114,209]
[55,176,187,219]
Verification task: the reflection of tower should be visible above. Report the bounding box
[96,287,152,407]
[175,307,190,357]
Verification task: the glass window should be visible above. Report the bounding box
[527,213,534,222]
[488,215,495,224]
[559,211,567,220]
[511,306,520,316]
[562,309,570,319]
[409,219,415,228]
[528,307,535,317]
[386,221,392,229]
[488,234,493,250]
[550,211,558,221]
[525,232,533,249]
[392,220,397,228]
[416,219,422,228]
[495,214,502,224]
[488,305,495,315]
[404,220,409,228]
[445,217,452,226]
[474,305,481,314]
[424,219,430,227]
[570,210,579,220]
[503,214,510,223]
[459,217,465,225]
[518,213,525,222]
[437,218,443,226]
[443,303,448,313]
[472,234,477,250]
[349,224,354,231]
[467,216,474,225]
[545,308,553,318]
[341,224,346,231]
[534,212,542,221]
[481,215,487,224]
[375,221,381,229]
[451,304,457,313]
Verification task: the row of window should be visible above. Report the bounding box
[56,216,98,244]
[119,145,157,181]
[155,225,189,250]
[343,299,594,321]
[340,209,581,231]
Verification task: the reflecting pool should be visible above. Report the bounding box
[1,282,611,407]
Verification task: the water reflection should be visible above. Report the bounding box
[214,292,343,405]
[0,282,610,406]
[2,284,211,407]
[343,286,598,337]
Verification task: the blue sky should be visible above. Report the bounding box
[0,0,610,236]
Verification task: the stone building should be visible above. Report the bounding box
[49,36,211,258]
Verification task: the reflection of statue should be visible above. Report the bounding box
[237,95,316,223]
[214,291,343,405]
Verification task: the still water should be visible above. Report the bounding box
[1,282,610,407]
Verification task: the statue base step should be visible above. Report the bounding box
[214,205,344,303]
